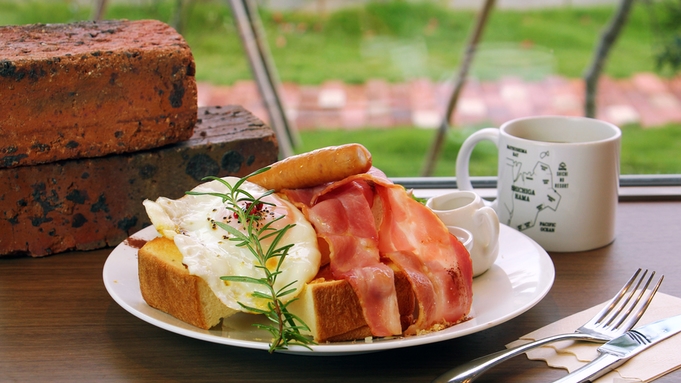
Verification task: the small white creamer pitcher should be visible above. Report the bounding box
[427,191,500,277]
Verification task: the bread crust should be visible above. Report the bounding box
[138,237,415,341]
[138,237,237,330]
[291,266,414,342]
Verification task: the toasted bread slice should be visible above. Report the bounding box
[138,237,415,341]
[289,265,414,342]
[138,237,237,330]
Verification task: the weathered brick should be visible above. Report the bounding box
[0,19,198,168]
[0,105,278,257]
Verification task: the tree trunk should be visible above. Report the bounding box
[91,0,108,21]
[584,0,636,118]
[420,0,496,177]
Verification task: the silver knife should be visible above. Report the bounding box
[552,314,681,383]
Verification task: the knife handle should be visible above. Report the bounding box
[551,353,624,383]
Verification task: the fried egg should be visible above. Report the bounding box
[143,177,321,313]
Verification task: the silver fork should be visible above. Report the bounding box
[433,268,663,383]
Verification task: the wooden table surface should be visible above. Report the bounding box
[2,199,681,383]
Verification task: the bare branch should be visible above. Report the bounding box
[584,0,635,118]
[421,0,496,177]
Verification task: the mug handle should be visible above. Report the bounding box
[455,128,500,191]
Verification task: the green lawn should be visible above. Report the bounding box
[296,123,681,177]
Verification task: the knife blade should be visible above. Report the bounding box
[552,314,681,383]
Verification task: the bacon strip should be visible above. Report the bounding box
[283,170,473,336]
[383,250,438,333]
[375,184,473,330]
[289,181,402,337]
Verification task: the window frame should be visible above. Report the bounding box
[393,175,681,201]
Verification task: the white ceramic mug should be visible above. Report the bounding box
[456,115,621,252]
[427,191,499,277]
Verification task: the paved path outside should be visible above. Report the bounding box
[197,72,681,131]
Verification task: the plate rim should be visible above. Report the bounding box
[103,224,555,355]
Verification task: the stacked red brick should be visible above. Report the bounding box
[1,19,199,167]
[0,20,278,256]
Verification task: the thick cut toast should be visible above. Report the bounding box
[137,237,415,341]
[289,265,415,342]
[138,237,237,330]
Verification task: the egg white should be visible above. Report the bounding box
[143,177,321,313]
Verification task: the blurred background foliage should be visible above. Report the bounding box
[2,0,681,176]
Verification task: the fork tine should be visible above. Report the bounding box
[601,269,652,327]
[588,268,643,325]
[613,273,663,330]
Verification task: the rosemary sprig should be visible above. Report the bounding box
[186,168,316,353]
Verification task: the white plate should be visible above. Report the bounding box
[103,224,554,355]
